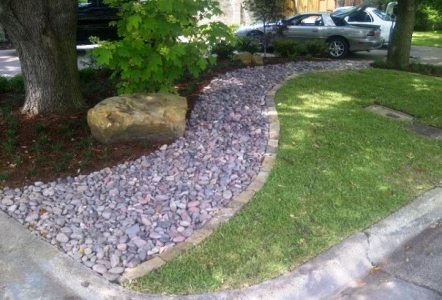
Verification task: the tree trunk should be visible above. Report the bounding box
[0,0,86,115]
[387,0,416,67]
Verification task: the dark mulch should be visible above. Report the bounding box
[0,56,292,189]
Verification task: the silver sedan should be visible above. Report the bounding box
[235,12,384,59]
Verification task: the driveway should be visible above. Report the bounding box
[347,45,442,65]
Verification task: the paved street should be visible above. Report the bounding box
[0,45,96,77]
[1,45,441,78]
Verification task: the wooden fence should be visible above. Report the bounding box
[284,0,337,14]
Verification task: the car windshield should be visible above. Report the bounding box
[331,3,368,19]
[334,7,353,13]
[331,5,359,17]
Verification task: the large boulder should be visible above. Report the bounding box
[233,52,264,66]
[87,92,187,144]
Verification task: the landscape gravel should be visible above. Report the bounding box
[0,60,370,282]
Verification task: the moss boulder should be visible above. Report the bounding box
[87,92,187,144]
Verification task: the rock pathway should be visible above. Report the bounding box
[0,60,370,283]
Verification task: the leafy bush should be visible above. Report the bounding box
[8,75,25,93]
[92,0,234,94]
[415,1,442,31]
[274,39,329,59]
[273,39,300,58]
[211,41,236,59]
[0,75,26,93]
[0,77,9,93]
[304,40,329,58]
[228,23,241,33]
[235,36,261,54]
[372,59,442,77]
[78,68,97,85]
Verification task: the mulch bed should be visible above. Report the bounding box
[0,53,292,189]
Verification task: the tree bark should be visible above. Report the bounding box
[0,0,86,115]
[387,0,416,67]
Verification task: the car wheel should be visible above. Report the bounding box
[328,37,348,59]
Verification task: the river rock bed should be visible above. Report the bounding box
[0,60,370,282]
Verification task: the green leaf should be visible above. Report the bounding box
[92,48,113,65]
[126,15,142,31]
[197,58,208,70]
[117,46,130,58]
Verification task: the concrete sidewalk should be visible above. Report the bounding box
[1,188,441,300]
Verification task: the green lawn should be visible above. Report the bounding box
[412,30,442,47]
[129,69,442,295]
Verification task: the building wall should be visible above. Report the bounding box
[285,0,338,14]
[342,0,363,6]
[211,0,253,25]
[210,0,348,25]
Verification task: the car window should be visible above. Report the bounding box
[331,4,362,18]
[284,15,301,26]
[372,9,394,21]
[299,15,323,26]
[348,11,372,22]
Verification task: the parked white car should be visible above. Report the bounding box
[333,3,396,45]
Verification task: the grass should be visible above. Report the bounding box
[412,30,442,47]
[129,69,442,294]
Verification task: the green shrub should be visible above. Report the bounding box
[273,39,300,58]
[235,36,261,54]
[228,23,241,33]
[92,0,234,94]
[7,75,24,93]
[211,41,236,59]
[304,40,329,57]
[415,3,442,31]
[0,77,9,93]
[0,75,25,93]
[79,68,97,85]
[372,59,442,77]
[296,44,308,56]
[0,172,8,182]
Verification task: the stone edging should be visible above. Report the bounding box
[119,72,301,284]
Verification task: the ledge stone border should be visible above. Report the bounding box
[119,73,302,284]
